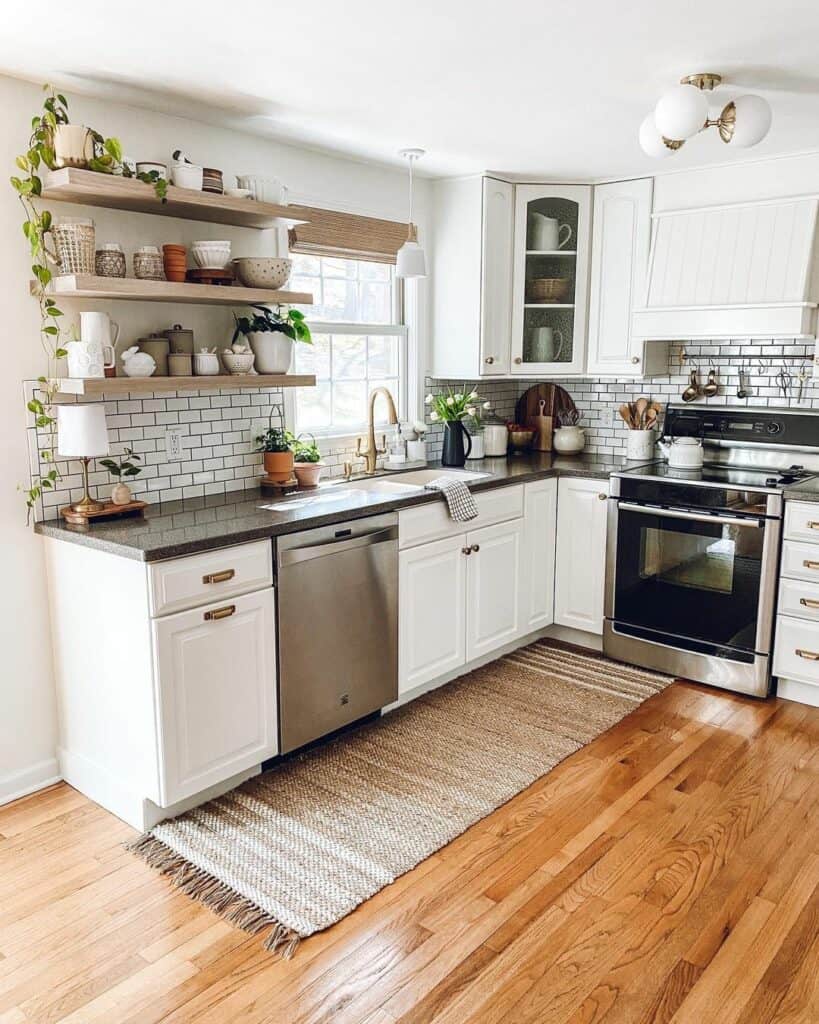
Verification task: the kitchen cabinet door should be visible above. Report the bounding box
[466,518,525,661]
[510,184,592,376]
[479,177,515,375]
[554,477,609,634]
[522,479,557,631]
[586,178,653,376]
[399,534,467,693]
[153,588,278,806]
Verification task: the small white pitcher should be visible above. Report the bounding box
[65,337,116,379]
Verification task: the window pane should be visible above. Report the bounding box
[373,380,400,424]
[333,381,367,427]
[295,333,331,378]
[321,277,358,320]
[360,282,391,323]
[294,254,321,275]
[332,335,366,379]
[367,336,399,379]
[291,275,320,305]
[297,382,332,430]
[322,256,356,279]
[359,261,391,281]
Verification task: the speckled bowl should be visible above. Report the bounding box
[222,351,255,374]
[232,257,292,290]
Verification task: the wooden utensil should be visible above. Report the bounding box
[529,398,553,451]
[618,404,633,428]
[634,397,649,429]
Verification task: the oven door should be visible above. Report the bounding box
[604,499,780,695]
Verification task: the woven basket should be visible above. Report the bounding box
[54,219,95,276]
[527,277,571,303]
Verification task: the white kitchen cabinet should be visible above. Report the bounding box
[153,588,278,806]
[522,478,557,631]
[510,184,592,376]
[466,518,524,661]
[399,534,468,693]
[430,174,514,378]
[586,178,654,376]
[554,477,609,634]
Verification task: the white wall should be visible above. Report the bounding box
[0,73,429,803]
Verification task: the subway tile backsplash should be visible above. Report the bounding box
[28,339,817,520]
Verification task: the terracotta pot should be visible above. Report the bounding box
[111,482,132,506]
[294,462,323,488]
[263,450,294,483]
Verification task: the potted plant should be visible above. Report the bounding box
[256,427,296,482]
[232,304,312,374]
[99,447,142,505]
[292,434,323,488]
[425,386,481,467]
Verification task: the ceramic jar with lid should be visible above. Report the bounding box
[482,408,509,457]
[137,334,170,375]
[133,246,165,280]
[163,323,194,353]
[194,350,220,376]
[168,353,193,376]
[95,242,126,278]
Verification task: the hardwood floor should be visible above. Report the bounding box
[1,679,817,1023]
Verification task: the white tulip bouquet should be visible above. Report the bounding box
[424,386,481,423]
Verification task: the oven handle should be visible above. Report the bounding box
[617,501,764,529]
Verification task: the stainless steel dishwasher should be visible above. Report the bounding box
[276,512,398,753]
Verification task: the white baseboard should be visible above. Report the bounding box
[776,678,819,708]
[0,758,61,807]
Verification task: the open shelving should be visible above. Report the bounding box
[53,374,316,396]
[34,274,313,308]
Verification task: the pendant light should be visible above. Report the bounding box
[396,148,426,279]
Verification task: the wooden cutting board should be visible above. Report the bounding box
[515,383,577,428]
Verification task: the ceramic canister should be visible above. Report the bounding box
[137,335,170,376]
[163,324,194,354]
[168,353,193,377]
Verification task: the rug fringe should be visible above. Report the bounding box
[127,833,301,959]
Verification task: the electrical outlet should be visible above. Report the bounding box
[165,427,184,461]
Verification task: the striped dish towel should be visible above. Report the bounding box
[424,477,478,522]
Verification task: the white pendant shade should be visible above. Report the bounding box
[638,114,676,158]
[654,84,708,141]
[396,238,426,279]
[57,403,110,457]
[730,93,772,147]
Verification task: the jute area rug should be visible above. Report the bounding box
[130,640,670,957]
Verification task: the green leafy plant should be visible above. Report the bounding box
[131,168,168,202]
[232,304,312,346]
[293,434,321,463]
[100,447,143,479]
[424,385,481,423]
[255,427,296,453]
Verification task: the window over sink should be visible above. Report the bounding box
[289,253,408,437]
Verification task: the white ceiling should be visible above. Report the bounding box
[4,0,819,180]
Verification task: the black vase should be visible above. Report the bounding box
[441,421,472,467]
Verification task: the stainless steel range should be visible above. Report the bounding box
[604,406,819,697]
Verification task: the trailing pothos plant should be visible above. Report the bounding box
[11,85,167,520]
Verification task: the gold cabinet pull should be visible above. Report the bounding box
[204,604,236,621]
[796,648,819,661]
[799,597,819,609]
[598,493,608,501]
[808,522,819,530]
[202,569,236,584]
[802,560,819,570]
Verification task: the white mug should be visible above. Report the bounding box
[529,213,572,251]
[80,311,119,349]
[65,337,115,379]
[526,326,564,362]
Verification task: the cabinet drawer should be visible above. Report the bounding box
[399,484,524,549]
[773,614,819,688]
[778,578,819,621]
[148,540,273,617]
[780,540,819,583]
[784,501,819,543]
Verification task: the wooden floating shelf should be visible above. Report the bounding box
[35,274,313,308]
[524,303,575,309]
[525,250,577,256]
[53,374,316,396]
[41,168,313,229]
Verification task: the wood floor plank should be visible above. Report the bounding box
[0,677,815,1024]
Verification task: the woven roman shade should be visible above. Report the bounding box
[288,207,409,264]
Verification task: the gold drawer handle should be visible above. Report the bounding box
[204,604,236,621]
[799,597,819,609]
[808,522,819,530]
[803,560,819,570]
[202,569,235,584]
[796,648,819,661]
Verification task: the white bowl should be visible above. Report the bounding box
[232,257,292,289]
[222,351,255,374]
[170,162,203,191]
[191,240,231,269]
[225,187,253,199]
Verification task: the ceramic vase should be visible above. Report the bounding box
[441,421,472,467]
[553,426,586,454]
[111,483,132,506]
[626,429,655,461]
[248,332,294,374]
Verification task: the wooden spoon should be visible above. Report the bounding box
[634,397,649,429]
[618,404,633,427]
[644,407,658,430]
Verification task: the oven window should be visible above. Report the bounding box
[614,508,765,654]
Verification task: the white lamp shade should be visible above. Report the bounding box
[57,403,110,458]
[730,94,772,147]
[654,84,708,141]
[639,114,676,158]
[396,239,427,279]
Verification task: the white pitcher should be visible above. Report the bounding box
[80,311,119,349]
[529,213,572,251]
[65,337,116,378]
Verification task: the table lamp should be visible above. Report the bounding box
[57,404,110,514]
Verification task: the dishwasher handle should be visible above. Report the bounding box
[279,524,398,567]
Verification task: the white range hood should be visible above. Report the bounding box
[632,196,819,339]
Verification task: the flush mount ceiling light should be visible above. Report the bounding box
[396,148,426,279]
[639,73,772,158]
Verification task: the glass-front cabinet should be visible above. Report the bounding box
[510,184,591,375]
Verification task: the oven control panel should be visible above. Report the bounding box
[665,406,807,445]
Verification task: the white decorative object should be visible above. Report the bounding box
[111,482,132,505]
[248,333,293,374]
[528,214,572,251]
[121,346,157,377]
[193,349,220,375]
[57,403,110,513]
[236,175,288,204]
[170,162,204,190]
[552,426,586,454]
[232,257,292,289]
[191,240,232,269]
[406,439,426,463]
[221,349,255,374]
[396,148,427,279]
[657,435,704,469]
[466,432,485,460]
[626,429,656,461]
[66,336,115,379]
[53,125,94,168]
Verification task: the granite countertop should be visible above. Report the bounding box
[783,478,819,503]
[34,452,633,562]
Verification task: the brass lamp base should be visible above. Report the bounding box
[69,457,105,514]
